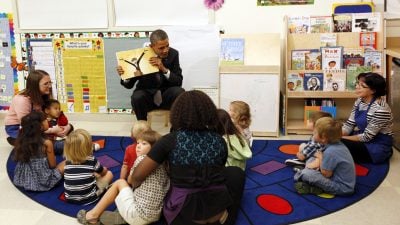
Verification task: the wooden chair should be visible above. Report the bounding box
[147,109,170,127]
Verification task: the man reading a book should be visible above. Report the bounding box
[117,29,184,120]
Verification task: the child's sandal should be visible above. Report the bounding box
[77,209,103,225]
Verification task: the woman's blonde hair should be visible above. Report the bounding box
[230,101,251,129]
[64,129,93,164]
[314,117,342,143]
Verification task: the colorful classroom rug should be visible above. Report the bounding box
[6,137,389,225]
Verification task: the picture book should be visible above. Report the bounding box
[303,72,324,91]
[323,69,346,91]
[116,47,159,80]
[321,106,337,118]
[364,50,382,73]
[287,72,304,91]
[310,15,333,33]
[320,46,343,70]
[320,33,337,47]
[305,49,321,70]
[343,56,365,69]
[346,65,372,91]
[333,14,353,32]
[352,12,381,32]
[343,47,364,57]
[287,15,311,34]
[220,38,245,66]
[360,32,377,50]
[291,49,309,70]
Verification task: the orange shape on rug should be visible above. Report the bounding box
[279,144,300,155]
[93,139,105,148]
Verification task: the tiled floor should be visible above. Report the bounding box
[1,113,400,225]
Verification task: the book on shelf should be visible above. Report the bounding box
[333,13,353,32]
[305,49,321,70]
[364,50,382,73]
[346,65,372,91]
[304,99,337,125]
[343,55,365,69]
[291,49,309,70]
[321,46,343,70]
[304,105,322,125]
[323,69,346,91]
[359,32,377,50]
[303,72,324,91]
[343,47,364,57]
[320,33,337,47]
[352,12,381,32]
[116,47,159,80]
[287,15,311,34]
[287,72,304,91]
[310,15,333,33]
[220,38,245,66]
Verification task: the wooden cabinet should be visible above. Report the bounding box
[283,14,384,135]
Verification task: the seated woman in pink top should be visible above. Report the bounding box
[5,70,72,146]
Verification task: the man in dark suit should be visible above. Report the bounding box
[117,29,184,120]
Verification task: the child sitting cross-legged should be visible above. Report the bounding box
[63,129,113,205]
[285,111,332,168]
[77,130,170,225]
[294,117,356,195]
[13,111,65,191]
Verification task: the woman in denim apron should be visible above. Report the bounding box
[342,72,393,164]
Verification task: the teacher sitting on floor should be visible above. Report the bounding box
[117,29,184,121]
[341,72,393,164]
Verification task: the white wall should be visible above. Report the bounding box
[0,0,12,12]
[215,0,384,34]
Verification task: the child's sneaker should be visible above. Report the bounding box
[295,181,323,195]
[285,158,306,167]
[93,143,101,151]
[293,167,303,173]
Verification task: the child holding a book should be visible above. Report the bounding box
[285,111,332,168]
[294,117,356,196]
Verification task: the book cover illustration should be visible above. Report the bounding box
[343,55,365,69]
[364,50,382,73]
[321,46,343,70]
[287,72,304,91]
[346,65,372,91]
[303,72,324,91]
[323,69,346,91]
[333,14,352,32]
[359,32,377,50]
[287,15,311,34]
[291,49,310,70]
[304,105,321,125]
[116,47,159,80]
[310,15,333,33]
[305,49,321,70]
[320,33,337,47]
[343,47,364,57]
[220,38,245,66]
[352,12,381,32]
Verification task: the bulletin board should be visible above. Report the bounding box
[0,13,15,110]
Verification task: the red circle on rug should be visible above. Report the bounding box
[257,194,293,215]
[279,144,300,155]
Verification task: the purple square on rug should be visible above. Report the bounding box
[97,155,120,168]
[251,160,287,175]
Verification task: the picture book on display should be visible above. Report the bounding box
[220,38,245,66]
[346,65,372,91]
[287,72,304,91]
[323,69,346,91]
[343,55,365,69]
[116,47,159,80]
[360,32,377,50]
[303,72,323,91]
[287,15,310,34]
[321,46,343,70]
[305,49,321,70]
[291,49,309,70]
[364,50,382,73]
[352,13,381,32]
[333,14,352,32]
[320,33,337,47]
[310,15,333,33]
